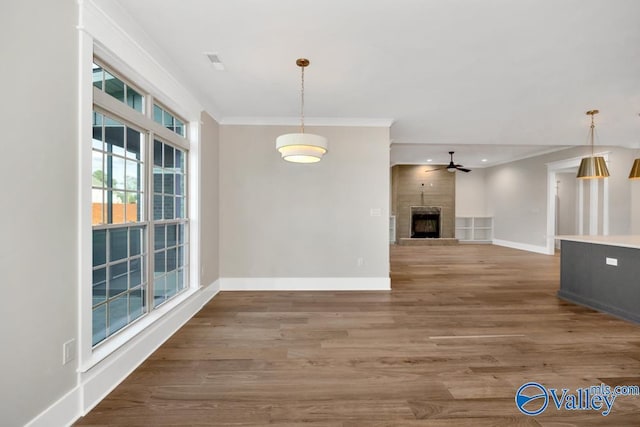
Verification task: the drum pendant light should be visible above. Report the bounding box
[577,110,610,179]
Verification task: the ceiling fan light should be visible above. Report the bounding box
[577,156,610,179]
[629,158,640,180]
[446,167,456,173]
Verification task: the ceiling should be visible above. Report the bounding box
[110,0,640,165]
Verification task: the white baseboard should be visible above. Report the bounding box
[220,277,391,291]
[492,239,551,255]
[25,385,82,427]
[25,280,220,427]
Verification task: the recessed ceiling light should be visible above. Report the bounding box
[204,52,225,71]
[427,159,433,162]
[481,158,488,162]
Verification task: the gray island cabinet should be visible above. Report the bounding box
[557,235,640,324]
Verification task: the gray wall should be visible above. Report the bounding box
[486,146,637,249]
[455,168,487,217]
[556,172,578,236]
[633,149,640,234]
[0,1,78,425]
[200,112,220,285]
[220,125,390,278]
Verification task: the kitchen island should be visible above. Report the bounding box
[557,235,640,324]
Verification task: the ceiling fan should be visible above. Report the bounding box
[427,151,471,173]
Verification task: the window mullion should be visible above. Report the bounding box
[147,130,155,316]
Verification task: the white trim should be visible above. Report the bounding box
[219,116,394,128]
[492,239,550,255]
[25,386,82,427]
[589,178,598,235]
[220,277,391,291]
[25,280,219,427]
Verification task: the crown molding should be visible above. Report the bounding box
[219,116,394,127]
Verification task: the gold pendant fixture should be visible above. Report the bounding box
[576,110,610,179]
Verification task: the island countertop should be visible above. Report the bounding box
[555,235,640,250]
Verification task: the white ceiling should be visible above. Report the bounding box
[110,0,640,164]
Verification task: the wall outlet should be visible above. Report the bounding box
[357,257,364,267]
[606,257,618,266]
[370,208,381,217]
[63,339,76,365]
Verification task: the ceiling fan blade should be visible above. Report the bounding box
[425,166,447,172]
[457,167,471,173]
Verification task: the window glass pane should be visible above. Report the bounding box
[109,228,128,262]
[130,227,142,256]
[92,114,103,150]
[129,287,144,321]
[125,159,140,192]
[164,196,174,220]
[111,156,126,190]
[104,71,125,102]
[130,258,142,288]
[153,104,163,125]
[153,195,162,220]
[154,140,163,167]
[105,118,125,156]
[93,229,107,266]
[166,271,177,298]
[166,224,177,247]
[175,174,183,196]
[92,189,104,225]
[164,173,174,195]
[178,268,185,290]
[154,251,166,277]
[175,119,184,136]
[166,248,177,272]
[92,151,104,188]
[153,171,163,194]
[108,294,128,334]
[126,128,141,160]
[176,197,184,218]
[164,144,174,168]
[177,223,185,245]
[163,110,174,130]
[153,276,166,307]
[92,63,104,90]
[175,150,184,172]
[177,245,184,268]
[126,86,144,113]
[92,305,107,346]
[109,261,128,297]
[154,225,165,251]
[93,268,107,304]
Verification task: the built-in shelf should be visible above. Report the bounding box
[455,217,493,243]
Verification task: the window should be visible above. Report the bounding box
[153,103,186,136]
[91,59,189,348]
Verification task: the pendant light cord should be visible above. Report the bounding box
[300,64,305,134]
[590,113,595,156]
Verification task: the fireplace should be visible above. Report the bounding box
[411,206,441,238]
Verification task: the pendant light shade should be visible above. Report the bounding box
[576,110,610,179]
[276,58,328,163]
[577,156,610,179]
[629,158,640,180]
[276,133,328,163]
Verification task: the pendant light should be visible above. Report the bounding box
[577,110,610,179]
[276,58,328,163]
[630,159,640,180]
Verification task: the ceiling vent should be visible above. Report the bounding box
[204,52,225,71]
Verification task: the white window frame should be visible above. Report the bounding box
[78,34,201,371]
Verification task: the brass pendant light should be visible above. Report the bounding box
[577,110,610,179]
[629,158,640,180]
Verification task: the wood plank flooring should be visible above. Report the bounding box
[75,244,640,426]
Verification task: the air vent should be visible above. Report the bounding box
[204,52,225,70]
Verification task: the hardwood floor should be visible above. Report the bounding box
[76,244,640,426]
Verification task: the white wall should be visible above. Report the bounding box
[455,168,487,217]
[556,172,578,235]
[0,1,78,425]
[220,125,390,282]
